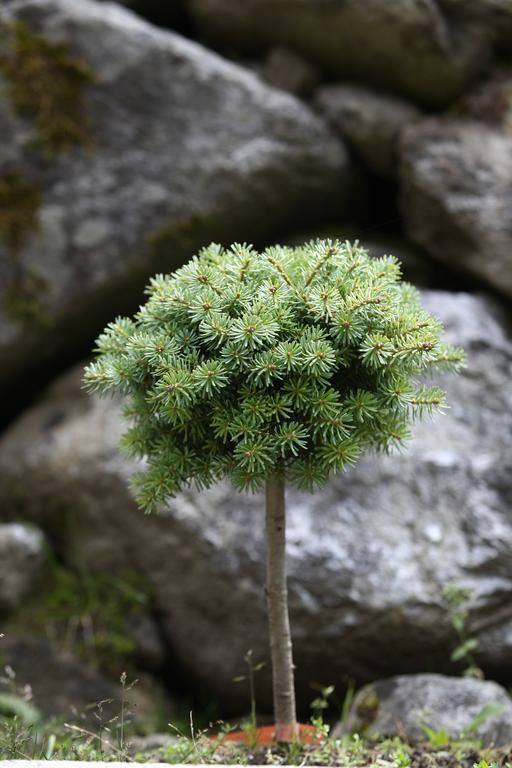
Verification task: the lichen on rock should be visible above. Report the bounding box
[0,19,96,155]
[0,169,41,256]
[5,271,50,328]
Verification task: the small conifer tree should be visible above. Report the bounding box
[84,240,464,739]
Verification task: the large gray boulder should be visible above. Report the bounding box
[315,85,421,179]
[0,291,511,712]
[344,674,512,746]
[0,0,347,397]
[187,0,489,107]
[0,523,46,614]
[401,120,512,299]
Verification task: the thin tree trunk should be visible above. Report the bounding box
[265,475,297,741]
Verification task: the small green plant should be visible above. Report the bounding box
[0,694,40,727]
[0,647,41,729]
[233,650,266,747]
[421,724,452,748]
[164,716,238,765]
[461,703,506,739]
[336,680,355,734]
[474,762,512,768]
[392,741,412,767]
[0,667,140,761]
[310,683,335,740]
[420,701,506,750]
[85,240,464,739]
[443,584,483,678]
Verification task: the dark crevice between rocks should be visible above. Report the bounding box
[118,0,194,38]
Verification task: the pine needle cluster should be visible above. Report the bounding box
[83,240,464,510]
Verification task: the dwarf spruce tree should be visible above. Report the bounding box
[84,240,464,739]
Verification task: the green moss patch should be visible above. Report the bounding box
[0,20,96,155]
[0,170,41,255]
[4,271,50,328]
[9,562,151,675]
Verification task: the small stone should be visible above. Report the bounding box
[342,674,512,746]
[0,523,46,614]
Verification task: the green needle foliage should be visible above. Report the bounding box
[84,240,464,511]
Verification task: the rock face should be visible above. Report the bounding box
[345,674,512,746]
[0,523,46,614]
[0,0,347,397]
[401,120,512,299]
[0,291,511,712]
[187,0,489,107]
[316,85,420,178]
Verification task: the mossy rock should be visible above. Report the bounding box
[0,170,41,256]
[0,19,96,156]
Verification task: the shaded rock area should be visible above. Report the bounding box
[316,85,421,179]
[0,634,118,724]
[343,674,512,746]
[0,0,347,399]
[1,291,511,712]
[442,0,512,51]
[401,120,512,299]
[0,523,46,615]
[261,47,321,97]
[187,0,489,107]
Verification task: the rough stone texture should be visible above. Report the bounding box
[0,292,511,711]
[401,120,512,299]
[343,674,512,746]
[187,0,489,107]
[316,85,421,178]
[0,0,347,398]
[0,523,46,615]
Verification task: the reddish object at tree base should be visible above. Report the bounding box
[221,722,321,745]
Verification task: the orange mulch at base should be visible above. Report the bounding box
[220,723,321,746]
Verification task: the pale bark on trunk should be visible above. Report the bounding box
[265,475,297,741]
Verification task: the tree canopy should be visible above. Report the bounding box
[84,240,464,509]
